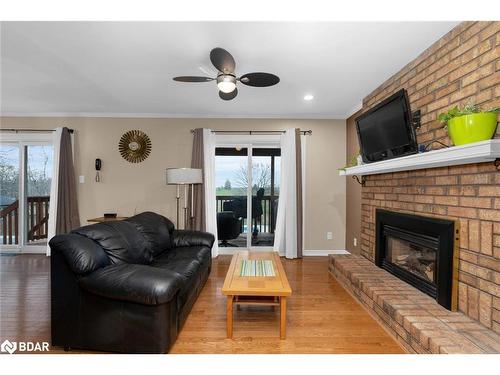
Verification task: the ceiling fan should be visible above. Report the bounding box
[173,47,280,101]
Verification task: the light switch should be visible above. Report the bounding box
[79,175,85,184]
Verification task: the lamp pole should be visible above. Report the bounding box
[176,185,181,229]
[190,183,195,227]
[166,168,202,231]
[183,184,188,229]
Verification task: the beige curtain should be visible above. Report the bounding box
[274,128,304,259]
[295,128,303,258]
[55,127,80,234]
[188,128,205,231]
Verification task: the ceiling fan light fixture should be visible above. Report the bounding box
[173,48,279,101]
[217,74,236,93]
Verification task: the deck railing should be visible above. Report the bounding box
[0,196,50,245]
[216,195,278,234]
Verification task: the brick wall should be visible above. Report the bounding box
[359,21,500,333]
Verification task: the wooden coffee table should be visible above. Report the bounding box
[222,251,292,339]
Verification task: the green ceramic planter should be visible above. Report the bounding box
[447,112,498,146]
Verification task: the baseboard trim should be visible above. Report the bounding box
[303,249,350,256]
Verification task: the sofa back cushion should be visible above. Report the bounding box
[72,221,152,265]
[49,233,111,274]
[126,211,174,257]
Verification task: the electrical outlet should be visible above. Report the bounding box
[353,237,358,247]
[326,232,333,240]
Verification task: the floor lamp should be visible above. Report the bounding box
[166,168,203,229]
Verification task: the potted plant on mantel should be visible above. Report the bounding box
[438,103,499,146]
[338,152,362,172]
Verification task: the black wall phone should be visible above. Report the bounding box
[95,158,102,182]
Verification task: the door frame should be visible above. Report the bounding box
[215,134,281,252]
[1,132,54,254]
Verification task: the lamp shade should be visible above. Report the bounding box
[166,168,203,185]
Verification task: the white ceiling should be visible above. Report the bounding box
[1,22,459,119]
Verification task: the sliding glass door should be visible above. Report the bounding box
[0,136,53,253]
[215,143,281,250]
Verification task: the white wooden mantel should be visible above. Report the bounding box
[339,139,500,176]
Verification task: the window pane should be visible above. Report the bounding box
[215,148,248,248]
[0,145,20,245]
[25,145,53,246]
[251,151,280,247]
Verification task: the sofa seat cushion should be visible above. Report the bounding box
[152,255,201,280]
[79,264,183,305]
[163,246,211,267]
[151,252,204,309]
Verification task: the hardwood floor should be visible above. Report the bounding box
[0,254,50,345]
[0,253,404,354]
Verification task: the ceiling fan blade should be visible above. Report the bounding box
[239,72,280,87]
[173,76,214,82]
[219,88,238,101]
[210,48,236,73]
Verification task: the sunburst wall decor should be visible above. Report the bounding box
[118,130,152,163]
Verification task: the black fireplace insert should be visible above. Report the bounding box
[375,209,458,310]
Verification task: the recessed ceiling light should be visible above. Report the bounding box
[303,94,314,101]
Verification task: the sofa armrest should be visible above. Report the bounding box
[49,234,111,275]
[172,230,215,248]
[79,264,183,305]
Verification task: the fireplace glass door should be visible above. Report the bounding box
[375,209,456,310]
[386,236,436,283]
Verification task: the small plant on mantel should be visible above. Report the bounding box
[338,153,361,172]
[438,103,499,146]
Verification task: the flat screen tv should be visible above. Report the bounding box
[356,89,418,163]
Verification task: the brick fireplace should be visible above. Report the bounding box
[345,21,500,337]
[360,163,499,333]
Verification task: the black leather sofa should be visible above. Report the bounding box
[49,211,215,353]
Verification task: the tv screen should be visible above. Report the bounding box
[356,89,418,163]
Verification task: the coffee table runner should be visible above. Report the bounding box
[239,259,275,277]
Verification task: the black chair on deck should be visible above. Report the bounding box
[222,188,265,236]
[217,211,242,247]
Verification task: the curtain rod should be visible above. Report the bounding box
[0,128,74,134]
[190,129,312,135]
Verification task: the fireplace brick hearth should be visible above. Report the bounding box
[329,254,500,353]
